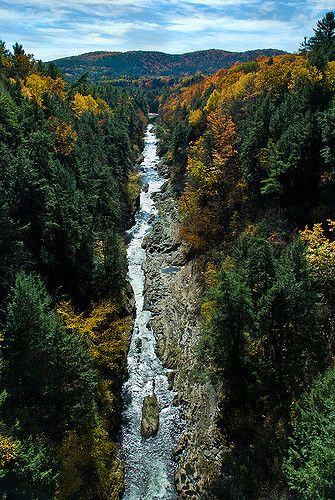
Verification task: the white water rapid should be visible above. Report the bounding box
[121,120,181,500]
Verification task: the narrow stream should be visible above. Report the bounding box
[121,120,180,499]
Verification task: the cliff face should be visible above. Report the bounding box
[144,180,226,498]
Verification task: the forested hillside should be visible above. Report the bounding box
[1,10,335,500]
[53,49,286,81]
[158,12,335,498]
[0,41,147,497]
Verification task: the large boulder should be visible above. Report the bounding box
[141,394,160,438]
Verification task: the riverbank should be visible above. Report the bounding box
[144,179,226,499]
[121,123,181,500]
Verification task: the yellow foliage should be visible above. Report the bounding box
[254,55,323,94]
[204,262,219,287]
[58,300,131,371]
[0,435,17,466]
[21,73,65,107]
[49,117,78,157]
[72,93,111,117]
[217,72,255,108]
[325,61,335,89]
[57,427,123,500]
[300,220,335,288]
[201,300,215,321]
[189,108,202,127]
[242,224,258,237]
[127,169,141,210]
[57,299,129,498]
[58,300,117,338]
[187,140,216,191]
[205,89,220,113]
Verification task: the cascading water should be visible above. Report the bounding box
[121,120,181,499]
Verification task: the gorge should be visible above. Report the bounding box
[121,120,181,500]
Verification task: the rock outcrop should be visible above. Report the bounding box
[144,179,226,498]
[141,394,160,439]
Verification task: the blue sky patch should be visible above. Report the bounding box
[0,0,333,60]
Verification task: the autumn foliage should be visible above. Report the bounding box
[0,40,146,498]
[158,12,335,498]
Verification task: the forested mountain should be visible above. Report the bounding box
[0,40,147,497]
[157,11,335,498]
[1,9,335,500]
[52,48,286,80]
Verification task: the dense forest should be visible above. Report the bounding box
[0,41,147,497]
[53,49,286,82]
[157,11,335,499]
[1,9,335,500]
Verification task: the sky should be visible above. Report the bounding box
[0,0,334,61]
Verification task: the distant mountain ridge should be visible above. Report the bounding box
[52,48,287,80]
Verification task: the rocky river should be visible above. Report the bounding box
[121,119,225,499]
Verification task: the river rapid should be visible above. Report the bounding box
[121,120,181,500]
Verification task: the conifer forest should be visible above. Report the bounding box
[1,9,335,500]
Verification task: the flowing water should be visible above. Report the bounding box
[121,121,180,500]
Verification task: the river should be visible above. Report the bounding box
[121,120,181,499]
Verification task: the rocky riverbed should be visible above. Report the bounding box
[144,179,226,499]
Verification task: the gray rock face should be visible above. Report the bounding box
[141,394,160,439]
[144,180,226,498]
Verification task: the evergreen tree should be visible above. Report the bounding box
[283,366,335,499]
[4,272,98,438]
[301,11,335,68]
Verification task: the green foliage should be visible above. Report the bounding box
[3,436,58,500]
[283,366,335,499]
[4,272,98,436]
[0,84,19,144]
[301,11,335,68]
[200,236,326,496]
[157,12,335,499]
[203,237,317,402]
[0,39,146,498]
[202,266,252,376]
[259,140,288,195]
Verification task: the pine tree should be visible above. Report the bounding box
[301,11,335,67]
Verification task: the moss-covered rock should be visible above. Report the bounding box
[141,395,160,439]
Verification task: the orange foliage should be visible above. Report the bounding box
[164,54,323,252]
[254,54,323,93]
[180,107,247,249]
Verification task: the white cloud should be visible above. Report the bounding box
[174,0,256,5]
[5,0,151,20]
[0,0,312,60]
[10,0,150,6]
[166,14,293,33]
[307,0,335,15]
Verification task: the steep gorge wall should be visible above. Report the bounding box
[144,181,226,498]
